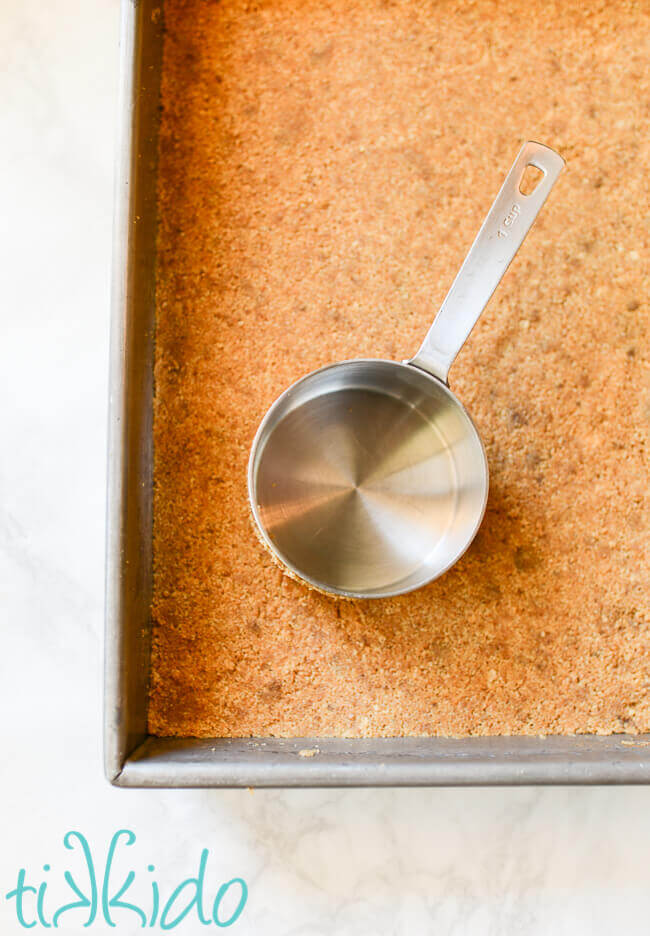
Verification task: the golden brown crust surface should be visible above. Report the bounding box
[150,0,649,738]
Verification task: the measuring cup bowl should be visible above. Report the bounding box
[248,141,564,598]
[249,358,488,598]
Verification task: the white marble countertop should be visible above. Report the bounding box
[1,1,649,933]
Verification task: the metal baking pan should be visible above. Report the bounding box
[105,0,650,787]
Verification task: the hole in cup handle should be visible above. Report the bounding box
[519,163,545,196]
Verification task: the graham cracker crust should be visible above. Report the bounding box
[149,0,649,738]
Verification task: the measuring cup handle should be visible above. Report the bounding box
[409,141,565,384]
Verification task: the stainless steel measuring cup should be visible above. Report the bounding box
[249,141,564,598]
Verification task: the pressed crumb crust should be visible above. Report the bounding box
[150,0,649,738]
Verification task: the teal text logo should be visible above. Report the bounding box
[5,830,248,929]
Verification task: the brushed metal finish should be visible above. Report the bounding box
[114,736,650,788]
[411,142,566,382]
[105,0,163,782]
[250,360,487,597]
[249,143,564,598]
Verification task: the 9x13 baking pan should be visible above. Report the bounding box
[104,0,650,787]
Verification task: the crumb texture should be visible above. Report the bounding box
[150,0,649,738]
